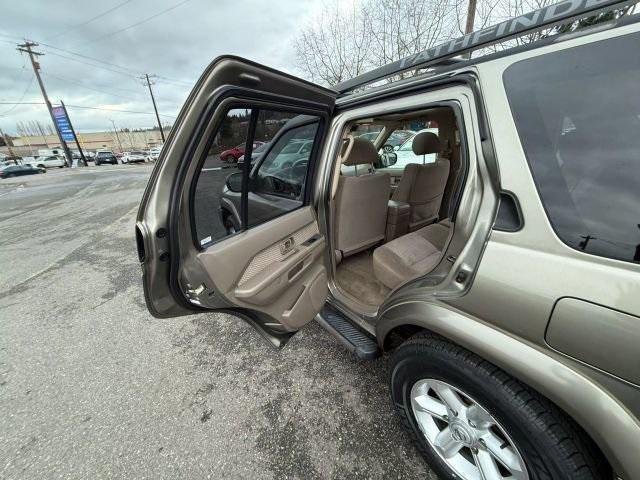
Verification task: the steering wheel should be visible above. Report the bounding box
[382,144,395,153]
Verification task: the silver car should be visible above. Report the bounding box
[137,2,640,479]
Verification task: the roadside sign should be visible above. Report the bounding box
[52,106,76,143]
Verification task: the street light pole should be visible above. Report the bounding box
[17,41,73,166]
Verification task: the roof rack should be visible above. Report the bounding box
[335,0,635,94]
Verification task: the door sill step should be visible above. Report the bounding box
[316,304,380,360]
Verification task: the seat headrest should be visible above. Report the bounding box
[412,132,440,156]
[341,136,378,166]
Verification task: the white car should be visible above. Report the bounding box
[28,155,66,169]
[122,151,148,164]
[148,146,162,161]
[391,128,439,170]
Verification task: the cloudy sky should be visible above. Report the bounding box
[0,0,324,135]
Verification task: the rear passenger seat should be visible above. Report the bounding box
[373,219,451,289]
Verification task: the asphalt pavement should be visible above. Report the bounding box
[0,164,434,479]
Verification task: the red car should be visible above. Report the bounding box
[219,141,264,163]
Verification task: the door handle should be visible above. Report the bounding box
[280,236,295,255]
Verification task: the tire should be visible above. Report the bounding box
[389,333,609,480]
[95,161,100,166]
[226,155,235,163]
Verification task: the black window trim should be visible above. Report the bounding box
[187,96,329,252]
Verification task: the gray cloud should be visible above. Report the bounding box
[0,0,320,134]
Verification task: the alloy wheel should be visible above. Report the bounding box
[411,378,529,480]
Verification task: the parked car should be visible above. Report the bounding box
[148,146,162,161]
[122,150,147,164]
[27,155,66,169]
[0,164,45,178]
[137,3,640,480]
[219,141,264,163]
[388,128,440,170]
[237,142,269,168]
[94,150,118,166]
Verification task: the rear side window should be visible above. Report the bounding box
[504,32,640,263]
[192,108,321,248]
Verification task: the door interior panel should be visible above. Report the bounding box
[195,206,327,331]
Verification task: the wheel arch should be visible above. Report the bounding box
[376,300,640,479]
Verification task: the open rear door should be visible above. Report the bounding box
[136,56,336,346]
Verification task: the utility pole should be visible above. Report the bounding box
[463,0,478,59]
[110,119,124,153]
[141,74,165,142]
[60,101,87,166]
[465,0,477,34]
[17,41,73,166]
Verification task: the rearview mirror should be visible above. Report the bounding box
[225,171,243,193]
[378,151,397,168]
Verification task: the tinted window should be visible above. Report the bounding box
[504,33,640,263]
[193,108,321,247]
[193,108,253,246]
[248,117,318,227]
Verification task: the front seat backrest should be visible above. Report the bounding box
[392,132,450,231]
[334,136,391,257]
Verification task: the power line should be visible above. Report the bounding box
[17,41,74,164]
[64,104,176,118]
[45,0,135,41]
[42,50,138,79]
[155,76,193,87]
[4,34,195,88]
[42,72,143,101]
[0,76,35,117]
[0,101,177,118]
[0,101,44,105]
[79,0,192,46]
[38,43,139,75]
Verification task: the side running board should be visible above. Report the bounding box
[315,304,380,360]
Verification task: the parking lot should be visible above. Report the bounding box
[0,164,433,479]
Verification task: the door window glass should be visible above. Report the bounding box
[248,116,319,228]
[193,108,252,247]
[193,108,321,247]
[504,32,640,263]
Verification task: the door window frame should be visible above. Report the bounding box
[186,97,329,251]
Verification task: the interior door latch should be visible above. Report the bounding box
[280,236,295,255]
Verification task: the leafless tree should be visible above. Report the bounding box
[295,0,464,86]
[294,1,370,85]
[365,0,459,67]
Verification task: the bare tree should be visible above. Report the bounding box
[295,0,464,86]
[294,1,370,85]
[365,0,459,68]
[295,0,639,86]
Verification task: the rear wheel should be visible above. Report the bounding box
[389,333,609,480]
[226,155,235,163]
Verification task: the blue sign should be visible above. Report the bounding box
[52,106,76,143]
